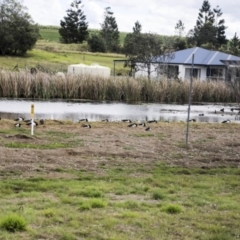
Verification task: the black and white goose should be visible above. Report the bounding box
[127,123,138,127]
[82,124,91,128]
[26,121,38,126]
[14,123,21,127]
[138,122,146,127]
[122,119,132,123]
[145,127,151,131]
[147,120,158,123]
[188,119,196,122]
[102,119,109,122]
[222,119,231,123]
[15,117,24,121]
[79,118,88,122]
[220,108,224,112]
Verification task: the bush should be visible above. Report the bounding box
[151,191,165,200]
[161,204,183,214]
[0,214,27,232]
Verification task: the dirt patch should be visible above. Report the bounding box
[0,120,240,178]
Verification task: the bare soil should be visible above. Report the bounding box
[0,119,240,179]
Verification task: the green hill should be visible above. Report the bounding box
[39,25,128,45]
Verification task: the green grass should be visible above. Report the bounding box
[39,26,128,46]
[0,167,239,239]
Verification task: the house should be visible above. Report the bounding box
[134,47,240,81]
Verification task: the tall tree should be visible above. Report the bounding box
[59,0,88,44]
[0,0,39,55]
[124,26,174,79]
[214,5,227,46]
[229,33,240,56]
[174,20,187,50]
[100,7,120,52]
[175,20,185,37]
[133,21,142,34]
[188,0,227,48]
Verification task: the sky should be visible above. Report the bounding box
[22,0,240,39]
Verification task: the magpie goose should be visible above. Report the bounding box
[14,123,21,127]
[82,124,91,128]
[220,108,224,112]
[147,120,158,123]
[15,117,24,121]
[79,118,88,122]
[127,123,138,127]
[222,119,231,123]
[188,119,196,122]
[138,122,146,127]
[145,127,151,131]
[122,119,132,123]
[26,121,38,126]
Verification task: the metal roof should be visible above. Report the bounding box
[156,47,240,66]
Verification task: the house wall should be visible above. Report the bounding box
[135,63,226,81]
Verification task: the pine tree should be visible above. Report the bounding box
[59,0,88,44]
[189,0,227,48]
[100,7,120,52]
[229,33,240,56]
[175,20,185,37]
[133,21,142,33]
[214,5,227,46]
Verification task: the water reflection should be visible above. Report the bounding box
[0,99,238,123]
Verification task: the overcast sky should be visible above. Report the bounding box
[22,0,240,39]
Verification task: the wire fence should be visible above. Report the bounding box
[0,62,69,74]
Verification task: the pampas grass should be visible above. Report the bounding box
[0,70,235,102]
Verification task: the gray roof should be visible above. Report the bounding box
[157,47,240,66]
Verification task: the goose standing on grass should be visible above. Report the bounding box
[145,127,151,131]
[82,124,91,128]
[79,118,88,122]
[222,119,231,123]
[102,119,109,122]
[26,121,38,126]
[122,119,132,123]
[147,120,158,123]
[188,119,196,122]
[127,123,138,127]
[14,123,21,127]
[138,122,146,127]
[14,117,24,121]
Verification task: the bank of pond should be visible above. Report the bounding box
[0,71,237,103]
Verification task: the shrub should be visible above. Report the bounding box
[152,191,165,200]
[161,204,183,214]
[0,214,27,232]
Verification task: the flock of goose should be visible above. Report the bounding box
[7,106,240,129]
[78,118,158,131]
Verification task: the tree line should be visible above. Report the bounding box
[1,0,240,58]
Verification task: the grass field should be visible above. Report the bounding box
[0,119,240,239]
[39,26,128,45]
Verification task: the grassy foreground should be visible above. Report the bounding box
[0,119,240,239]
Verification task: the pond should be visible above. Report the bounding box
[0,99,239,123]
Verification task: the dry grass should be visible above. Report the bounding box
[0,71,235,102]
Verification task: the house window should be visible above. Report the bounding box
[206,67,223,80]
[185,68,201,79]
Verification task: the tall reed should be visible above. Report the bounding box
[0,70,236,103]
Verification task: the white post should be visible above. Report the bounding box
[31,118,34,135]
[31,104,34,136]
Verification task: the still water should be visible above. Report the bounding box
[0,99,238,123]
